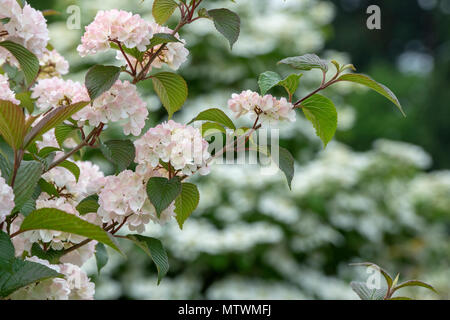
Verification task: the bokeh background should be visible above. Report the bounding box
[28,0,449,299]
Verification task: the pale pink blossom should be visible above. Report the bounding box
[0,73,19,104]
[39,49,70,77]
[77,9,153,57]
[0,171,15,223]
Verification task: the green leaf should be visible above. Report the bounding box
[188,108,236,130]
[12,160,43,213]
[278,73,302,98]
[389,297,413,300]
[146,177,181,218]
[393,280,438,294]
[175,183,200,229]
[0,99,25,150]
[76,195,100,215]
[23,101,90,148]
[54,124,76,148]
[15,91,34,114]
[207,8,241,49]
[37,147,60,158]
[100,139,135,172]
[278,54,329,73]
[301,94,337,147]
[0,140,13,180]
[201,122,226,137]
[272,146,295,190]
[95,243,108,275]
[350,262,393,289]
[110,42,144,61]
[151,72,188,119]
[20,183,41,216]
[57,160,80,182]
[258,71,282,95]
[0,259,61,298]
[20,208,122,253]
[0,41,39,86]
[152,0,178,25]
[337,73,405,116]
[0,231,15,270]
[38,178,59,197]
[85,65,121,101]
[126,235,169,284]
[30,243,64,264]
[350,281,386,300]
[149,33,181,47]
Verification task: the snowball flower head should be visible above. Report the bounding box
[0,170,15,223]
[0,73,19,104]
[134,120,211,176]
[228,90,296,124]
[39,49,70,78]
[77,9,153,57]
[73,80,148,136]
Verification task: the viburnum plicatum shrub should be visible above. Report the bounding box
[0,0,405,300]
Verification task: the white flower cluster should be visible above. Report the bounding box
[0,0,49,64]
[9,257,95,300]
[38,49,70,78]
[0,73,19,104]
[77,9,153,57]
[97,169,175,233]
[0,170,15,223]
[228,90,296,124]
[134,120,211,176]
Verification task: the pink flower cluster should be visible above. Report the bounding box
[134,120,211,176]
[0,170,15,223]
[0,73,19,104]
[0,0,49,64]
[39,49,70,77]
[228,90,296,124]
[73,80,148,136]
[77,9,153,57]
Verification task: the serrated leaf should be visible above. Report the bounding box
[337,73,405,116]
[258,71,282,95]
[279,54,329,72]
[0,41,39,86]
[149,33,181,47]
[76,195,99,215]
[146,177,181,217]
[85,65,121,101]
[393,280,438,294]
[188,108,236,130]
[95,243,108,275]
[54,124,75,148]
[20,208,122,253]
[175,183,200,229]
[278,73,302,98]
[57,160,80,182]
[350,281,386,300]
[0,100,25,150]
[100,139,135,172]
[152,0,177,25]
[152,72,188,119]
[208,8,241,49]
[301,94,337,147]
[0,259,61,298]
[126,235,169,284]
[23,101,90,148]
[12,160,43,213]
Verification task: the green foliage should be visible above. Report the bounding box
[258,71,302,98]
[279,54,329,73]
[30,243,64,264]
[100,139,135,172]
[76,195,100,215]
[151,72,188,119]
[146,177,182,217]
[95,243,108,274]
[175,182,200,229]
[0,41,39,86]
[149,33,181,47]
[57,160,80,182]
[152,0,177,25]
[189,108,236,130]
[85,65,121,100]
[207,8,241,49]
[0,100,25,150]
[12,160,43,213]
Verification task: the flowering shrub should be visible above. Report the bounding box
[0,0,406,300]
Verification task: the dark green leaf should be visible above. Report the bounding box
[95,243,108,274]
[30,243,64,264]
[278,54,329,72]
[57,160,80,182]
[100,139,135,172]
[38,178,59,197]
[146,177,181,217]
[76,195,99,215]
[85,65,121,100]
[12,160,43,213]
[0,41,39,86]
[149,33,181,47]
[175,183,200,229]
[0,231,15,270]
[208,8,241,49]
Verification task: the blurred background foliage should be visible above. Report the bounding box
[27,0,449,299]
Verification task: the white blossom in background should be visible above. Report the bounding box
[228,90,296,124]
[73,80,148,136]
[0,171,15,223]
[373,139,432,169]
[0,73,19,104]
[134,120,211,176]
[77,9,153,57]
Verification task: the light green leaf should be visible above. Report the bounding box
[301,94,337,147]
[20,208,122,253]
[393,280,438,294]
[85,65,121,100]
[279,54,329,73]
[188,108,236,130]
[152,0,177,25]
[76,195,99,215]
[15,91,34,114]
[146,177,181,217]
[175,183,200,229]
[278,73,302,98]
[151,72,188,119]
[0,41,39,86]
[95,243,108,275]
[126,235,169,284]
[208,8,241,49]
[201,122,226,137]
[337,73,405,116]
[100,139,135,172]
[12,160,43,213]
[57,160,80,182]
[258,71,282,95]
[54,124,76,148]
[0,100,25,150]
